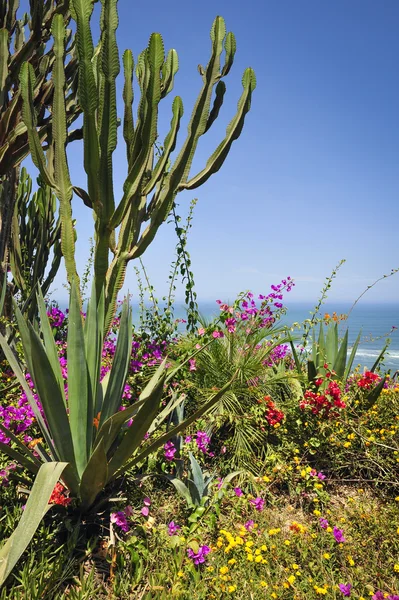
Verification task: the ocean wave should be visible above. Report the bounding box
[353,350,399,359]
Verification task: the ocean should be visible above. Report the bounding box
[165,301,399,373]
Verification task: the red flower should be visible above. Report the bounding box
[49,483,71,507]
[357,371,380,389]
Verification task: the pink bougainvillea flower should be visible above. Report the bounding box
[233,487,243,497]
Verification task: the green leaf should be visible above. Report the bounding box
[13,307,75,466]
[119,375,236,477]
[189,452,205,498]
[0,329,56,459]
[167,477,193,507]
[67,280,90,476]
[344,330,361,381]
[333,329,348,379]
[79,440,108,510]
[325,323,338,366]
[107,369,165,478]
[36,287,66,405]
[99,299,132,425]
[0,462,67,588]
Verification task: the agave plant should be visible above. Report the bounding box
[0,281,236,586]
[20,5,256,330]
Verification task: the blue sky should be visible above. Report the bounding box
[38,0,399,306]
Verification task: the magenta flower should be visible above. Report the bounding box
[233,487,243,497]
[319,518,329,529]
[317,472,327,480]
[249,497,265,511]
[333,526,346,543]
[111,511,130,532]
[244,520,255,531]
[187,545,211,565]
[188,358,197,371]
[184,435,192,443]
[141,496,151,516]
[339,583,352,597]
[372,593,384,600]
[164,440,176,461]
[168,521,181,536]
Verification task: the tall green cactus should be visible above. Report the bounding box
[9,167,62,318]
[0,1,81,303]
[21,3,256,329]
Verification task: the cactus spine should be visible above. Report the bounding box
[20,2,256,330]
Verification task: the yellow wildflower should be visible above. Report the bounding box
[219,566,229,575]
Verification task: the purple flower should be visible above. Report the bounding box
[317,471,327,480]
[333,526,346,543]
[233,487,243,497]
[319,518,329,530]
[249,497,265,511]
[187,545,211,565]
[196,431,211,453]
[111,511,130,533]
[141,497,151,516]
[372,593,384,600]
[388,596,399,600]
[339,583,352,597]
[244,520,255,531]
[168,521,181,536]
[164,440,176,461]
[184,435,192,443]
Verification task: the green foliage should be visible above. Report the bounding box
[9,168,62,318]
[20,7,256,330]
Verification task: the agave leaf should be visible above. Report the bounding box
[189,452,205,498]
[187,479,201,507]
[0,439,40,476]
[344,330,362,382]
[0,422,41,470]
[84,283,104,432]
[79,439,108,510]
[363,375,387,410]
[167,477,193,507]
[147,392,184,436]
[325,323,338,367]
[99,299,132,426]
[107,370,165,478]
[36,288,66,404]
[0,270,6,315]
[370,342,389,373]
[0,330,57,459]
[333,329,348,380]
[67,280,90,476]
[0,462,67,588]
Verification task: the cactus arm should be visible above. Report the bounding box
[128,16,228,258]
[98,0,119,221]
[142,95,183,197]
[204,80,226,133]
[221,31,236,77]
[110,33,165,229]
[70,0,100,207]
[161,48,178,99]
[122,49,134,162]
[20,62,56,187]
[180,68,256,190]
[52,14,80,291]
